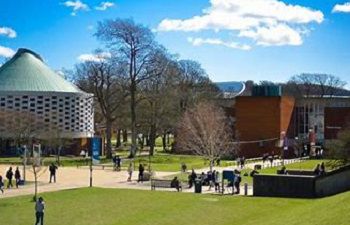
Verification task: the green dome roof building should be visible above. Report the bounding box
[0,48,94,140]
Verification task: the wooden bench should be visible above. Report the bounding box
[151,179,182,192]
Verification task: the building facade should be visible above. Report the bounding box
[0,48,94,154]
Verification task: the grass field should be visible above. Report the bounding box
[1,188,349,225]
[0,153,235,172]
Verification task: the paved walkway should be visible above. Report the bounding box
[0,158,304,199]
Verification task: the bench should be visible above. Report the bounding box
[151,179,182,191]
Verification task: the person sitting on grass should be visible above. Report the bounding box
[171,176,181,192]
[250,169,259,177]
[0,175,4,194]
[320,162,326,175]
[313,164,321,176]
[279,166,287,175]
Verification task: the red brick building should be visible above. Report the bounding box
[235,96,295,157]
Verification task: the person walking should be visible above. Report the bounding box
[127,162,134,182]
[116,156,121,171]
[0,175,4,194]
[6,167,13,189]
[112,155,117,171]
[35,197,45,225]
[49,163,58,183]
[15,167,21,188]
[214,171,220,192]
[234,170,241,194]
[138,164,144,183]
[240,156,245,169]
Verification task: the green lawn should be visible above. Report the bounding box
[0,156,112,167]
[1,188,350,225]
[129,154,223,172]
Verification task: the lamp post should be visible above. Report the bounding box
[280,131,286,166]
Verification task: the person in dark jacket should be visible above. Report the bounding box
[15,167,21,188]
[188,169,197,188]
[320,162,326,175]
[138,164,145,183]
[313,164,321,176]
[6,167,13,188]
[234,170,241,194]
[49,163,58,183]
[0,175,4,194]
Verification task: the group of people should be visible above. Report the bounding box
[0,163,58,195]
[314,162,326,176]
[187,169,221,192]
[0,166,22,194]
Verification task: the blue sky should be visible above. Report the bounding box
[1,0,350,85]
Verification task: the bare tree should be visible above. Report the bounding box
[176,102,236,171]
[75,54,127,158]
[96,18,159,157]
[29,151,46,201]
[176,60,218,112]
[288,73,347,97]
[0,110,44,148]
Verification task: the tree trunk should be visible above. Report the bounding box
[130,81,137,157]
[149,125,156,156]
[116,129,122,148]
[105,120,113,159]
[167,133,170,146]
[33,167,38,201]
[122,129,128,143]
[56,146,61,166]
[162,133,167,152]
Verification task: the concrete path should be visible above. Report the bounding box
[0,158,303,199]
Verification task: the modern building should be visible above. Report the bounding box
[0,48,94,154]
[221,83,350,158]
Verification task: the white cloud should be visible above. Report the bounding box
[78,52,111,62]
[0,46,15,58]
[62,0,89,16]
[0,27,17,38]
[238,24,302,46]
[188,37,251,50]
[158,0,324,48]
[332,2,350,13]
[95,2,114,11]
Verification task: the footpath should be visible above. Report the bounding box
[0,158,304,199]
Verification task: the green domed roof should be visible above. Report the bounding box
[0,48,84,93]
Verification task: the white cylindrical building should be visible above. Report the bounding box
[0,48,94,140]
